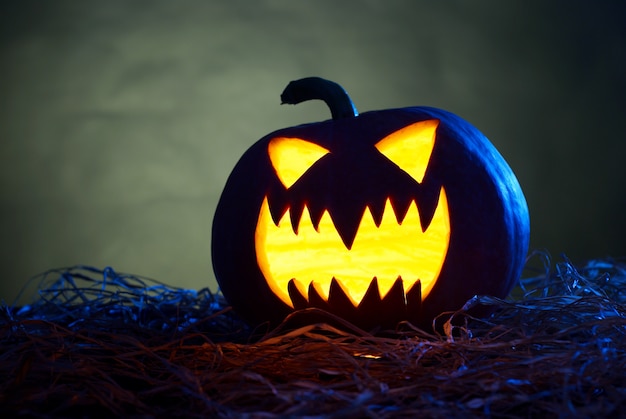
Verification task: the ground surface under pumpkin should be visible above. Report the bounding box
[1,255,625,417]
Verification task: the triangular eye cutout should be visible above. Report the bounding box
[374,119,439,183]
[268,137,330,188]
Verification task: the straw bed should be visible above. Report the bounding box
[2,254,626,417]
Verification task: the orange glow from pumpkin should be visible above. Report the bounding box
[268,137,329,188]
[256,119,449,308]
[255,189,450,307]
[375,119,438,183]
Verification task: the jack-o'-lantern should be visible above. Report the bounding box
[212,77,530,330]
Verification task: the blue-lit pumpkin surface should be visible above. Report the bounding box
[212,77,530,330]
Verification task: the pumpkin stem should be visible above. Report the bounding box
[281,77,359,120]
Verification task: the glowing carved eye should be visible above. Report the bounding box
[268,137,330,188]
[374,119,439,183]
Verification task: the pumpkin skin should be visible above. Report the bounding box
[212,78,530,330]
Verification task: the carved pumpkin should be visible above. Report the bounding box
[212,77,530,330]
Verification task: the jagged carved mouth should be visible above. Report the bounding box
[254,188,450,308]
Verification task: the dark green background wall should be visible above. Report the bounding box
[1,1,625,303]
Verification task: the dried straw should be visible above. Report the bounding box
[1,253,626,418]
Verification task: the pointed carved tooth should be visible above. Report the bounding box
[307,281,328,308]
[380,277,407,312]
[358,277,382,311]
[328,204,363,250]
[337,223,359,250]
[288,278,309,309]
[328,278,357,313]
[416,187,438,232]
[307,201,326,232]
[289,202,305,234]
[389,195,413,225]
[368,200,386,227]
[267,195,288,227]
